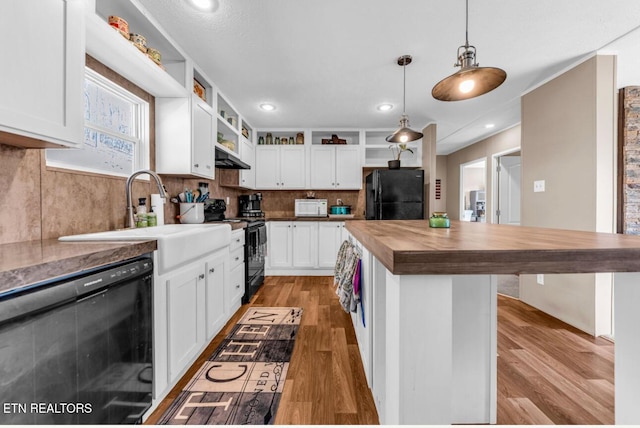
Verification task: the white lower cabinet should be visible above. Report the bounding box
[292,222,318,267]
[318,222,345,268]
[268,222,293,268]
[205,250,227,341]
[267,221,345,273]
[225,229,245,313]
[164,262,206,382]
[151,233,242,412]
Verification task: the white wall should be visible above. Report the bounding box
[520,55,616,336]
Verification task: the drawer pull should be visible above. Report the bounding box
[209,268,215,273]
[199,274,205,280]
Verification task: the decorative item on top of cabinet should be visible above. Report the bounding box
[193,78,206,101]
[296,132,304,145]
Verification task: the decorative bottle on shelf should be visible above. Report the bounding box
[266,133,273,145]
[275,136,280,145]
[281,137,288,144]
[258,136,264,145]
[296,132,304,145]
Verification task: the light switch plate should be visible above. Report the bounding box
[537,274,544,285]
[534,180,545,192]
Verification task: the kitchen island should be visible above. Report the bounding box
[346,220,640,425]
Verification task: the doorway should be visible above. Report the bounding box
[459,158,487,222]
[494,150,521,225]
[493,149,521,298]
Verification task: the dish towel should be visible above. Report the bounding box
[334,240,359,313]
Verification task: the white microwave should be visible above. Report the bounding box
[295,199,328,217]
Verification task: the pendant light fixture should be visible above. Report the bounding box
[386,55,424,143]
[431,0,506,102]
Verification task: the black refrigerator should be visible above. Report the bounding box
[366,169,425,220]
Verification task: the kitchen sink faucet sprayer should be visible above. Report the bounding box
[126,170,167,228]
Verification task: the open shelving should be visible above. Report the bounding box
[88,0,188,97]
[364,129,422,167]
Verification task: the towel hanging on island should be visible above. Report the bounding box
[334,240,360,314]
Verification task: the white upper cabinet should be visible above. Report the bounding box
[239,138,256,189]
[255,145,306,190]
[309,130,362,190]
[0,0,84,148]
[156,93,215,179]
[310,145,362,189]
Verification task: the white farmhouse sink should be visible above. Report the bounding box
[59,224,232,275]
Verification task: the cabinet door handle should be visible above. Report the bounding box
[293,225,296,228]
[235,256,240,261]
[235,284,241,289]
[331,182,335,186]
[194,163,200,168]
[209,268,215,273]
[206,165,211,169]
[236,238,241,243]
[199,273,205,279]
[336,183,340,186]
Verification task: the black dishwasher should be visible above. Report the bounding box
[0,257,153,425]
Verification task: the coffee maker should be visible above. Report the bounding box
[239,193,264,217]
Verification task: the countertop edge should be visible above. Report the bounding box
[0,240,157,294]
[346,220,640,275]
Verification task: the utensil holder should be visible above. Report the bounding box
[179,203,205,224]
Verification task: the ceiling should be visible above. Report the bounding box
[138,0,640,154]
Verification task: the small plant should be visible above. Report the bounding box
[389,143,414,160]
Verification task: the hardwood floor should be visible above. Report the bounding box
[145,276,379,425]
[497,294,614,425]
[145,277,614,425]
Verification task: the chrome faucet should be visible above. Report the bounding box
[126,170,167,228]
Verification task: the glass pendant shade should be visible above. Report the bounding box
[386,55,424,143]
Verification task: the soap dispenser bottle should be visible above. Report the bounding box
[136,197,148,227]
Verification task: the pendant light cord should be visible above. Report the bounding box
[402,58,407,115]
[465,0,469,48]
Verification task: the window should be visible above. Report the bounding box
[46,67,149,177]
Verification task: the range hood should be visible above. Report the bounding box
[215,147,250,169]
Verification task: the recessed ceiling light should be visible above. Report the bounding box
[188,0,216,11]
[485,123,495,129]
[377,103,393,112]
[259,103,276,112]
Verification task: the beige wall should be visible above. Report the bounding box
[445,125,521,220]
[520,55,616,336]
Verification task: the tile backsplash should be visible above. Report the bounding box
[1,139,386,245]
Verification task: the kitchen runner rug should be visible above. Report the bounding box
[158,307,303,425]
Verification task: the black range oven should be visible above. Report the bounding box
[204,199,266,303]
[243,219,266,303]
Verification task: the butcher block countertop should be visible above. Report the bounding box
[0,239,157,294]
[346,220,640,275]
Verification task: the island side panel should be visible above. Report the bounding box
[614,272,640,424]
[385,272,453,424]
[451,274,497,424]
